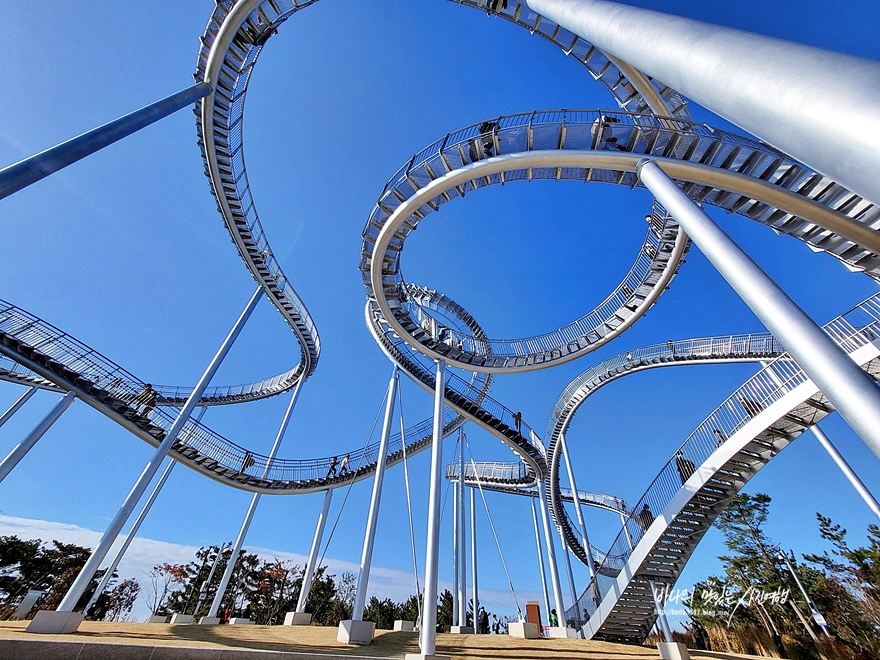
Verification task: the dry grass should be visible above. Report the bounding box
[0,620,770,659]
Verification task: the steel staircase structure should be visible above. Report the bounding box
[545,333,786,568]
[362,110,879,376]
[564,295,880,642]
[0,292,491,494]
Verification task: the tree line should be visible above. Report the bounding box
[669,493,880,660]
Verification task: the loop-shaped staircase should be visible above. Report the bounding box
[0,294,495,494]
[362,109,879,374]
[545,333,786,568]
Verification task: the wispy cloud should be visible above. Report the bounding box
[0,515,535,621]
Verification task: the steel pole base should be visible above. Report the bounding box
[405,655,451,660]
[337,619,375,645]
[26,611,84,634]
[658,641,691,660]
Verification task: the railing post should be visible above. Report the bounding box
[638,160,880,464]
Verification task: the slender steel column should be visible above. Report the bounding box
[470,487,479,634]
[457,433,467,627]
[526,0,880,205]
[639,160,880,462]
[57,288,263,613]
[778,551,831,637]
[558,532,579,629]
[0,391,74,483]
[207,379,302,619]
[649,581,675,643]
[620,512,634,551]
[196,543,231,614]
[810,426,880,521]
[418,359,446,656]
[452,481,459,627]
[352,367,399,621]
[296,488,334,613]
[530,498,551,629]
[559,432,599,595]
[537,487,566,625]
[0,387,37,429]
[86,407,209,613]
[0,83,211,201]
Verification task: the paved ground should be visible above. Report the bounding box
[0,621,764,660]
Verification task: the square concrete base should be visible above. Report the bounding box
[507,621,540,638]
[338,619,375,645]
[26,611,84,634]
[450,625,474,634]
[548,626,578,638]
[284,611,313,626]
[394,620,415,631]
[230,618,253,625]
[658,641,691,660]
[404,655,451,660]
[147,615,168,623]
[198,617,221,625]
[169,613,194,624]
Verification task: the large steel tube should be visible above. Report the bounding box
[527,0,880,206]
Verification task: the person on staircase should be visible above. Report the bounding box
[675,450,696,485]
[326,456,338,478]
[339,454,350,474]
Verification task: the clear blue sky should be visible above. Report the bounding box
[0,0,878,626]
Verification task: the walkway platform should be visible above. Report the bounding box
[0,621,765,660]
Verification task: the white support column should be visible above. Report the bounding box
[206,378,303,620]
[410,360,448,660]
[638,159,880,464]
[526,0,880,206]
[451,481,459,627]
[530,498,551,628]
[457,434,467,628]
[620,511,634,551]
[296,488,333,613]
[0,386,37,429]
[86,407,209,614]
[42,287,263,629]
[649,581,674,643]
[470,487,479,634]
[351,367,399,621]
[537,487,566,625]
[810,425,880,522]
[559,432,599,603]
[558,531,579,629]
[0,391,74,483]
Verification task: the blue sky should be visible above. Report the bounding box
[1,0,879,627]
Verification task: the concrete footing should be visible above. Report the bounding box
[198,616,220,625]
[147,615,167,623]
[284,611,312,626]
[548,626,578,638]
[169,614,194,624]
[337,619,375,645]
[393,619,415,631]
[507,621,540,638]
[450,625,474,634]
[658,641,691,660]
[230,618,253,625]
[25,611,84,634]
[404,655,451,660]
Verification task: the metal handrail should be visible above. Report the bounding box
[573,293,880,623]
